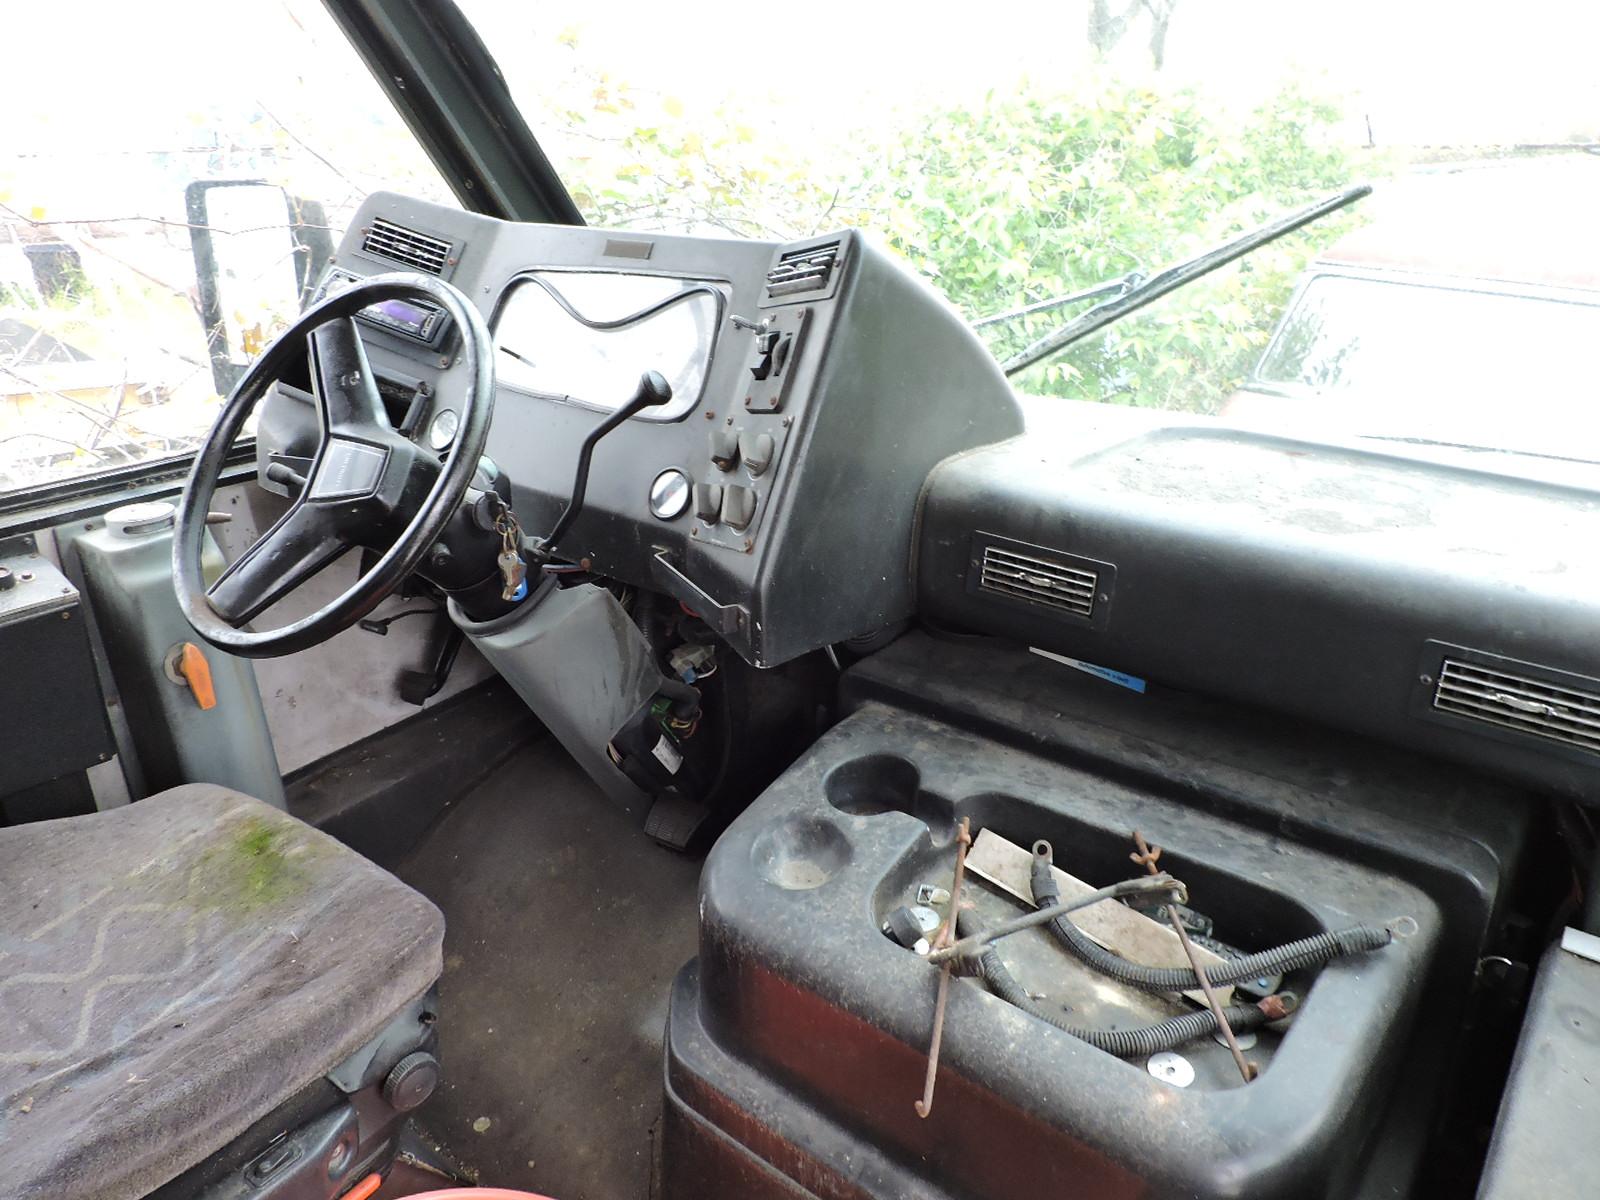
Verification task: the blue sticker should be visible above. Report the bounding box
[1028,647,1147,694]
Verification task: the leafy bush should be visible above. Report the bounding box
[878,81,1368,410]
[541,58,1375,413]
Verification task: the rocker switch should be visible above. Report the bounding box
[721,485,756,532]
[739,432,775,477]
[747,330,781,380]
[693,482,723,522]
[709,430,739,471]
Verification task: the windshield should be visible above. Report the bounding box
[0,0,454,497]
[459,0,1600,467]
[9,3,1600,496]
[1248,273,1600,460]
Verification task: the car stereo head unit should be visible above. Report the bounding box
[318,267,451,347]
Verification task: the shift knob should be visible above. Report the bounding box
[635,369,673,409]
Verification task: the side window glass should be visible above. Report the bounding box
[0,0,456,498]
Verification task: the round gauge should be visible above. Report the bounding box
[649,468,691,521]
[427,408,459,451]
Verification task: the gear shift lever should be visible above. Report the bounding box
[532,370,673,561]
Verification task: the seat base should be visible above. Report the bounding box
[0,784,444,1200]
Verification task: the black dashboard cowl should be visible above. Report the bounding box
[313,192,1025,670]
[916,420,1600,801]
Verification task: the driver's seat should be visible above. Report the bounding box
[0,784,446,1200]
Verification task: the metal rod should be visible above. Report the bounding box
[1131,831,1256,1084]
[915,816,972,1119]
[971,276,1133,329]
[926,873,1184,965]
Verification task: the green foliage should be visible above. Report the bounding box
[893,79,1370,411]
[541,53,1375,413]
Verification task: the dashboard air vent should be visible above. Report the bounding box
[1433,657,1600,757]
[766,241,840,298]
[361,218,453,275]
[979,542,1098,619]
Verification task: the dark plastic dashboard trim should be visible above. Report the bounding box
[1413,639,1600,768]
[964,530,1118,632]
[917,420,1600,802]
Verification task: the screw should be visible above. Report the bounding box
[704,411,715,420]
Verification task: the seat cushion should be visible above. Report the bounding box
[0,784,445,1200]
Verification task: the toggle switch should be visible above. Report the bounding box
[739,432,776,477]
[709,430,739,472]
[720,484,756,532]
[747,330,781,380]
[164,641,218,710]
[769,332,794,377]
[693,482,724,522]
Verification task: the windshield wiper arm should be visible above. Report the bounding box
[972,275,1140,329]
[999,183,1372,378]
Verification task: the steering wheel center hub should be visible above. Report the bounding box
[308,439,390,502]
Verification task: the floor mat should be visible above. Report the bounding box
[395,737,704,1200]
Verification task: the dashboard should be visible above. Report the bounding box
[261,192,1023,667]
[252,193,1600,800]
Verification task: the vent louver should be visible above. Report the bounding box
[1434,657,1600,756]
[361,218,453,275]
[766,241,840,298]
[979,543,1097,619]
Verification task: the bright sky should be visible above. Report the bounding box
[6,0,1597,222]
[463,0,1600,148]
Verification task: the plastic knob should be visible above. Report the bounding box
[636,369,673,407]
[382,1051,441,1112]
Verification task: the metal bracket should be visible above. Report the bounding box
[650,548,748,638]
[0,531,40,559]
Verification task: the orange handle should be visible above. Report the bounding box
[177,642,218,711]
[340,1176,384,1200]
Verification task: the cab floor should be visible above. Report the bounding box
[393,735,703,1200]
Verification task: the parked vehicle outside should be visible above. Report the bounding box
[1223,158,1600,463]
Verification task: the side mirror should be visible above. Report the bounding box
[184,180,335,396]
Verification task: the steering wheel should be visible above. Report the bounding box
[174,273,494,658]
